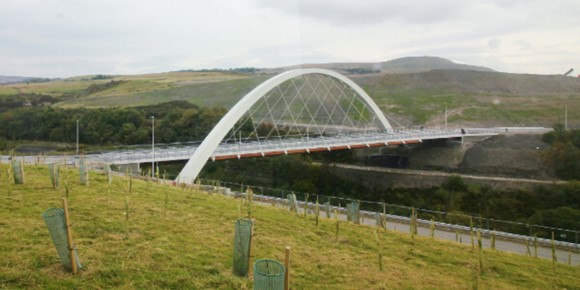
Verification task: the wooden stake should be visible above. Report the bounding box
[62,198,77,274]
[248,219,255,278]
[284,246,290,290]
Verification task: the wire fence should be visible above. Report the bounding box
[199,178,579,245]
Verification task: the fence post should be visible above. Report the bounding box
[284,247,290,290]
[248,219,255,278]
[62,198,77,274]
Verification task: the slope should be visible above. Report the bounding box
[0,164,578,289]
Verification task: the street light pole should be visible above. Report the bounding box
[76,119,79,155]
[565,105,568,131]
[151,116,155,178]
[445,106,448,130]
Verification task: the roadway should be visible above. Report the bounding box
[0,127,551,167]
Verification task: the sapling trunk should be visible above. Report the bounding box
[155,166,160,184]
[382,203,388,232]
[373,229,383,271]
[413,207,417,235]
[552,231,557,272]
[64,163,69,198]
[303,193,309,218]
[478,229,483,273]
[410,207,414,235]
[470,217,474,250]
[534,235,538,258]
[128,170,133,193]
[430,218,435,238]
[246,187,253,219]
[164,189,168,216]
[125,197,129,221]
[335,208,339,242]
[146,169,150,190]
[472,264,480,290]
[526,240,531,256]
[491,231,496,250]
[315,196,319,227]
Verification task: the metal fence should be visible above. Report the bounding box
[199,178,579,245]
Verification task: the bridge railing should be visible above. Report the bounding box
[38,126,551,164]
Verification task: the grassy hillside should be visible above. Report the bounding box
[354,70,580,127]
[1,61,579,127]
[1,164,579,289]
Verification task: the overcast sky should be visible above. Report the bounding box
[1,0,579,78]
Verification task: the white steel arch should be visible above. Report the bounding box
[176,68,391,183]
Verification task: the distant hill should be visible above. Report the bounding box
[377,56,495,73]
[351,69,580,96]
[2,56,578,128]
[270,56,494,75]
[0,75,50,84]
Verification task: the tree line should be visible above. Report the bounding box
[198,154,580,237]
[0,101,226,149]
[542,124,580,180]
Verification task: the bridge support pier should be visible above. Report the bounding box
[114,163,141,176]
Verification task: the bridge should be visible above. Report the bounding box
[1,68,550,182]
[84,127,539,166]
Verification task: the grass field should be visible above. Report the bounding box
[1,164,579,289]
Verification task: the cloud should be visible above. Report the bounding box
[252,0,470,26]
[488,38,501,50]
[0,0,579,77]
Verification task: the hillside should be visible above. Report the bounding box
[353,69,580,96]
[1,164,579,289]
[0,75,48,85]
[277,56,494,75]
[1,56,579,127]
[355,69,580,127]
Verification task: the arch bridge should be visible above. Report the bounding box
[77,68,547,183]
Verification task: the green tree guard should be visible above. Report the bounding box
[12,160,24,184]
[42,208,82,272]
[346,202,360,224]
[253,259,285,290]
[287,193,298,213]
[79,160,88,186]
[324,201,331,218]
[48,163,59,189]
[233,219,253,277]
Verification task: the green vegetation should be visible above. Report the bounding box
[1,164,579,289]
[0,102,225,148]
[1,69,578,127]
[197,155,580,237]
[542,124,580,180]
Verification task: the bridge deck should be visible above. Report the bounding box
[0,127,549,166]
[84,127,548,164]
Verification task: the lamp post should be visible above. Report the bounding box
[76,119,79,155]
[151,115,155,178]
[444,106,448,130]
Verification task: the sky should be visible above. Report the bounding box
[1,0,579,78]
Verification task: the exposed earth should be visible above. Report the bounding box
[359,133,555,181]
